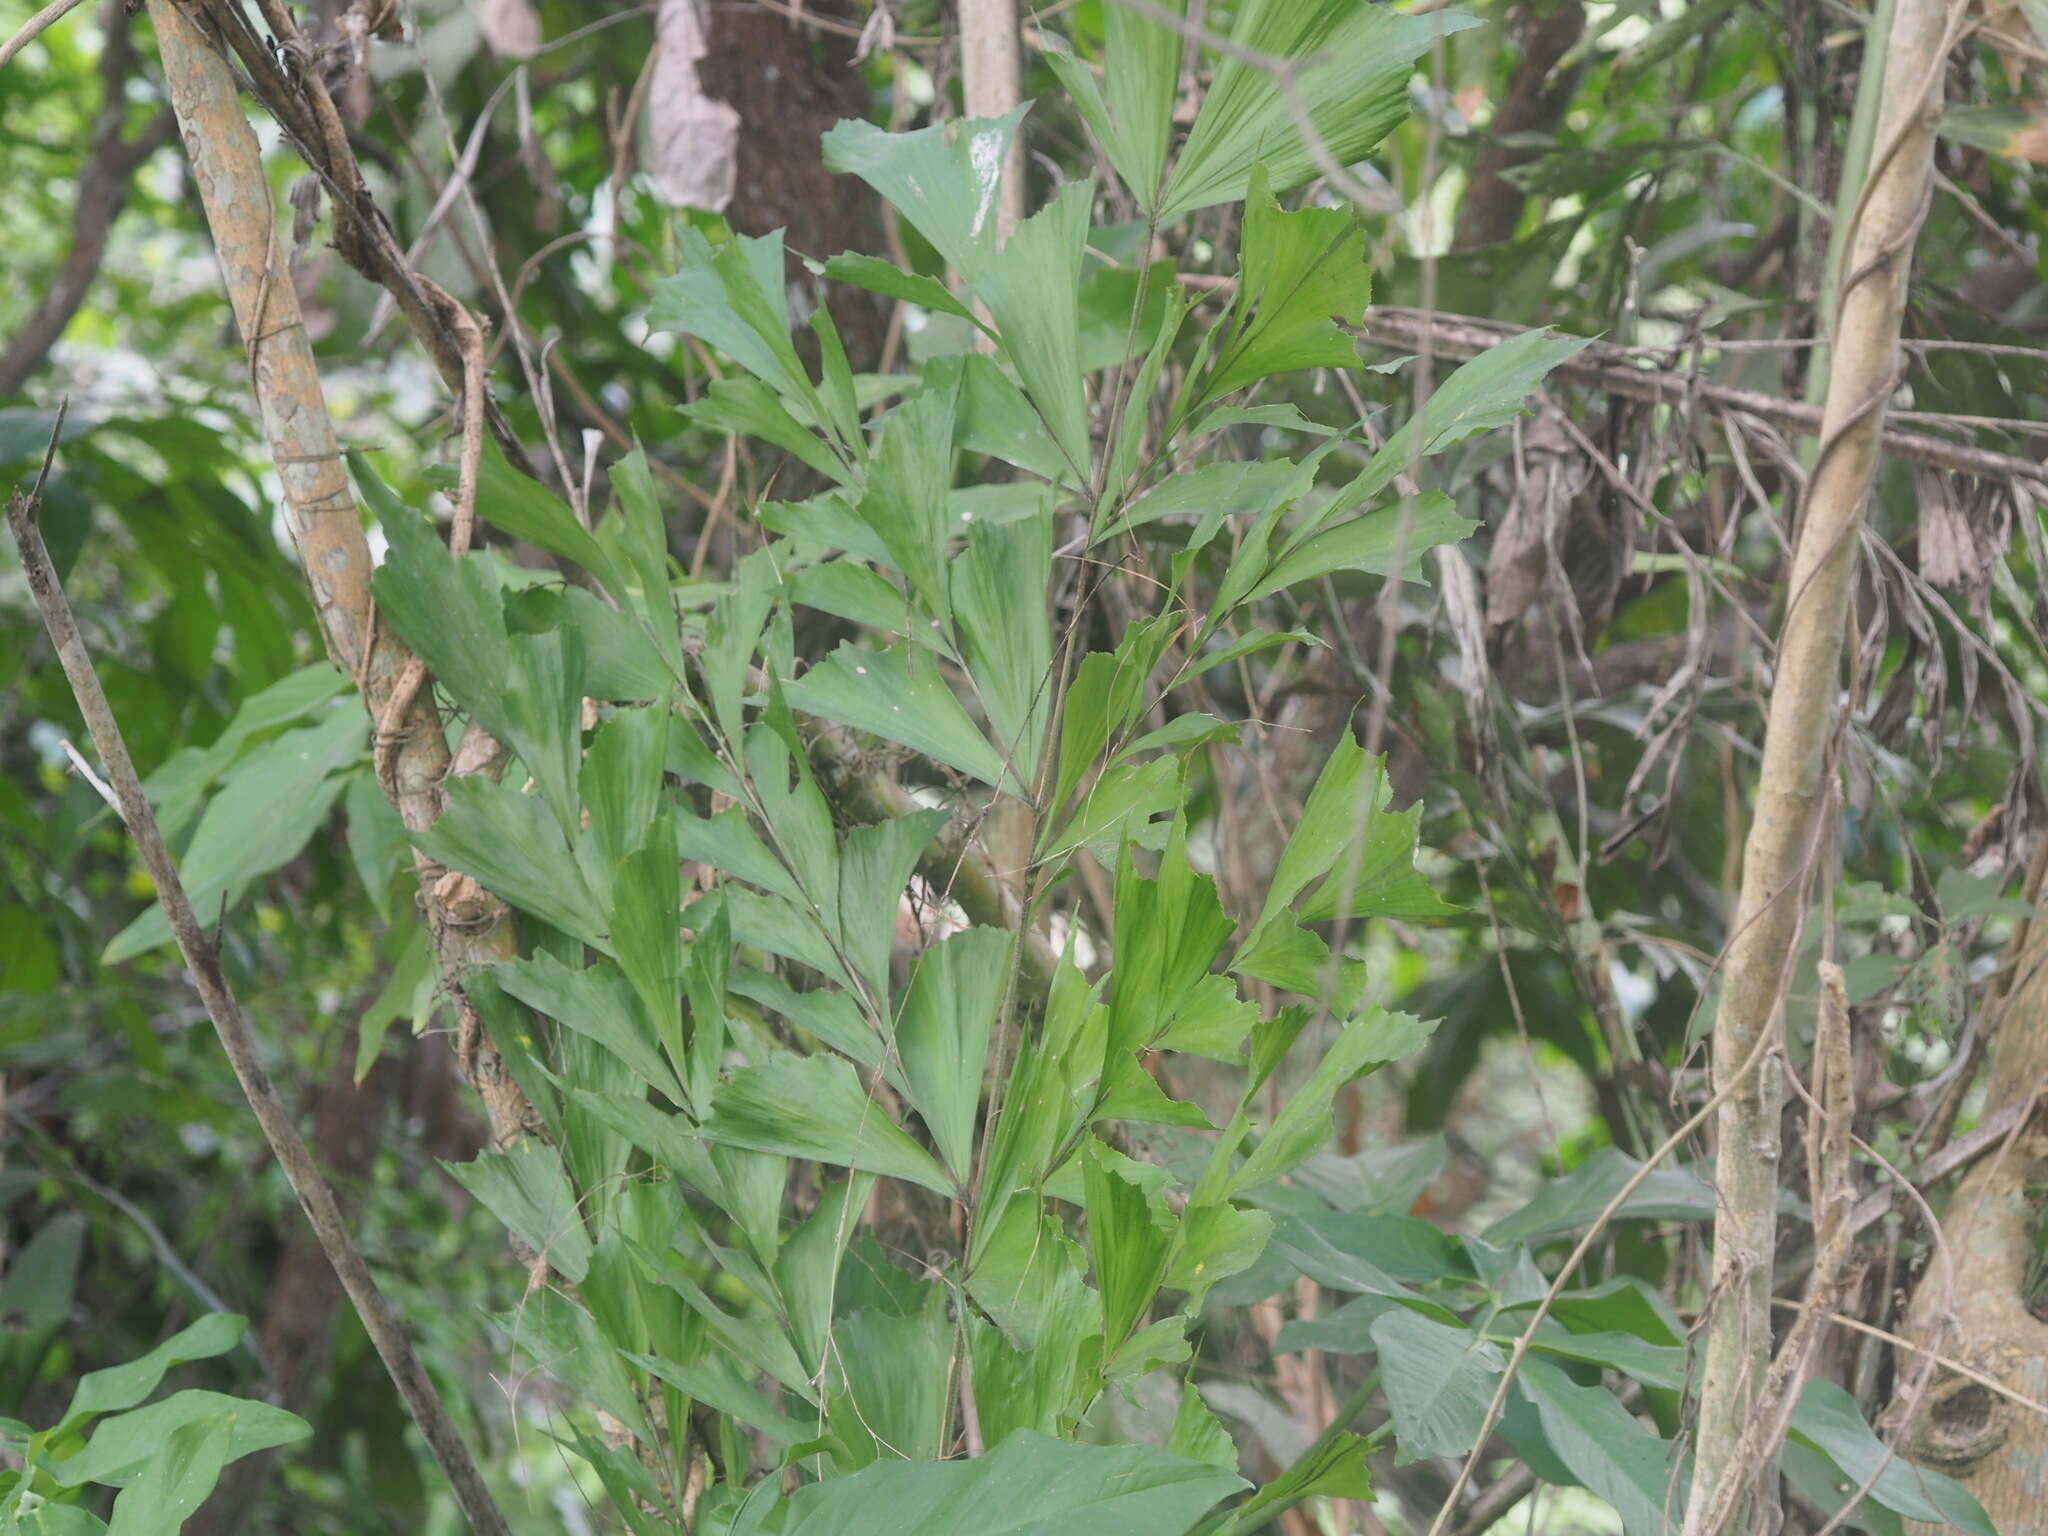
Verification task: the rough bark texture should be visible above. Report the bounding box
[1452,0,1586,252]
[1681,0,1955,1528]
[1901,851,2048,1532]
[147,0,532,1149]
[703,1,891,364]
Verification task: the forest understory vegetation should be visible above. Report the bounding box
[4,1,2048,1533]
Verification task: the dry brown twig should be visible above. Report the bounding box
[6,415,511,1536]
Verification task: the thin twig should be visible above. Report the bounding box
[7,476,512,1536]
[0,0,89,71]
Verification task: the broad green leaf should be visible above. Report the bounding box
[1173,630,1321,687]
[494,951,686,1106]
[781,1429,1242,1535]
[1105,828,1238,1060]
[103,706,360,963]
[976,179,1093,477]
[1789,1381,1996,1536]
[630,1352,813,1450]
[60,1315,248,1430]
[790,562,931,646]
[823,252,987,331]
[1164,1202,1273,1311]
[649,227,824,424]
[896,927,1010,1180]
[1227,1009,1435,1196]
[687,375,848,484]
[1291,749,1459,925]
[1100,461,1301,543]
[1242,495,1477,605]
[141,662,348,811]
[824,1304,953,1468]
[1195,168,1371,407]
[1084,1140,1178,1346]
[1043,758,1179,864]
[444,1144,592,1283]
[1168,1382,1236,1471]
[701,1053,955,1193]
[1040,3,1181,210]
[952,509,1054,788]
[368,471,587,836]
[1223,1431,1375,1527]
[1160,4,1480,218]
[104,1411,234,1536]
[855,379,959,618]
[1515,1357,1687,1536]
[838,809,948,998]
[413,773,608,946]
[784,642,1011,789]
[48,1392,309,1489]
[821,107,1032,282]
[1332,328,1592,512]
[952,352,1075,484]
[1482,1148,1715,1246]
[1482,1322,1686,1393]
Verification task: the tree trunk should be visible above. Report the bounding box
[1682,0,1955,1528]
[1901,851,2048,1531]
[1451,0,1586,253]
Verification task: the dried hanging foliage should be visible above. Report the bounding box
[648,0,740,213]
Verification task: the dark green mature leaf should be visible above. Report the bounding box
[1789,1381,1996,1536]
[1482,1148,1715,1246]
[780,1429,1243,1535]
[822,107,1032,283]
[1196,168,1371,407]
[702,1053,955,1193]
[838,809,947,997]
[824,252,987,332]
[1160,2,1480,217]
[784,642,1011,788]
[952,506,1055,787]
[1515,1358,1686,1536]
[1372,1311,1504,1465]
